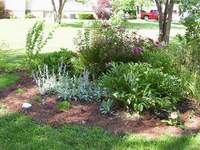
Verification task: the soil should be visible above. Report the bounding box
[1,72,200,139]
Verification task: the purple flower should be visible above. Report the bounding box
[132,47,144,55]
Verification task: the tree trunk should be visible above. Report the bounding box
[51,0,67,24]
[155,0,175,44]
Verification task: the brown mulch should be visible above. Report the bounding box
[1,72,200,139]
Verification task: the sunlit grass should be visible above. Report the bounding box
[0,73,20,91]
[0,112,199,150]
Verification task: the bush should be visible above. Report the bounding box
[99,63,185,115]
[38,49,76,74]
[140,50,176,75]
[26,21,53,71]
[75,22,155,77]
[78,13,95,20]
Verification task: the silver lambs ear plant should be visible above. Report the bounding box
[32,63,66,95]
[55,70,108,102]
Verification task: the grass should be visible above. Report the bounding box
[0,19,185,51]
[0,73,20,91]
[59,19,185,30]
[0,112,199,150]
[0,49,25,72]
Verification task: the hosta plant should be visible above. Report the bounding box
[100,63,185,115]
[100,99,113,115]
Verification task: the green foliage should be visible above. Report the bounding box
[78,13,94,20]
[55,71,107,102]
[112,0,136,15]
[100,99,113,114]
[15,88,25,94]
[100,63,185,115]
[140,50,176,75]
[26,21,53,71]
[162,111,185,129]
[75,22,154,77]
[57,101,71,111]
[38,49,76,74]
[31,95,43,105]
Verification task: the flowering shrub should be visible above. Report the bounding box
[75,22,156,77]
[100,63,185,115]
[132,47,144,55]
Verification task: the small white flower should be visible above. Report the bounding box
[170,112,178,119]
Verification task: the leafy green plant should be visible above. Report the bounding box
[31,95,43,105]
[57,101,71,111]
[140,50,176,75]
[100,63,185,115]
[78,13,94,19]
[162,111,185,129]
[26,21,53,71]
[100,99,113,115]
[38,49,76,74]
[15,88,25,94]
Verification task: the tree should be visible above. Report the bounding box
[155,0,175,44]
[0,0,5,18]
[51,0,67,24]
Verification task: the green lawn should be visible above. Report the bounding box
[0,112,199,150]
[0,73,20,92]
[0,49,25,72]
[0,19,185,51]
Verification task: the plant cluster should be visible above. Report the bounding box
[26,21,53,71]
[99,63,185,115]
[55,70,107,102]
[75,22,155,77]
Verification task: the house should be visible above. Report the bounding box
[0,0,95,18]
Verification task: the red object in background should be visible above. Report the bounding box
[141,10,159,20]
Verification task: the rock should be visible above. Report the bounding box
[22,103,32,110]
[81,120,86,124]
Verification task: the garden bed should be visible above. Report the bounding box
[1,72,200,139]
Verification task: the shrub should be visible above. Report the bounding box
[78,13,95,20]
[75,22,155,77]
[38,49,76,74]
[26,21,53,71]
[99,63,185,115]
[140,50,176,75]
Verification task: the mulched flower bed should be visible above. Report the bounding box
[1,72,200,139]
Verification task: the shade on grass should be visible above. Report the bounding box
[0,112,199,150]
[0,74,20,91]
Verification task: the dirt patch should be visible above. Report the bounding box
[1,74,200,139]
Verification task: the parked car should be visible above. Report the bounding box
[141,10,159,20]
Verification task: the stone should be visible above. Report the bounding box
[22,103,32,110]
